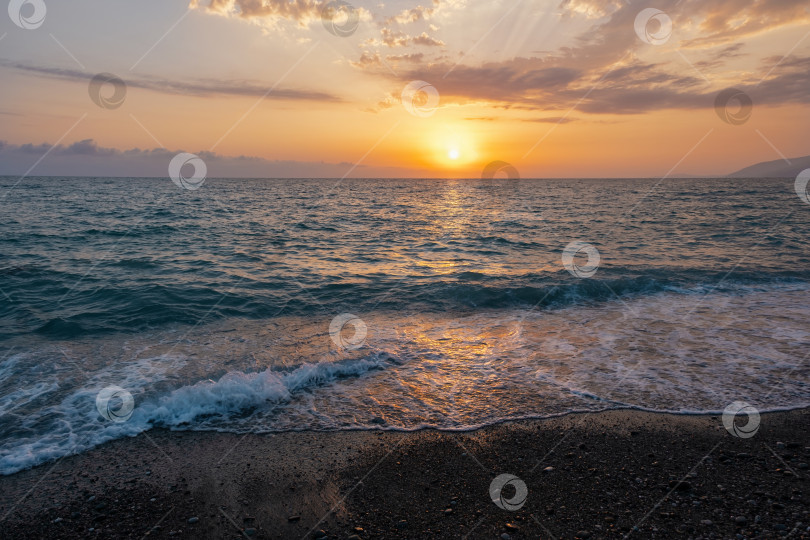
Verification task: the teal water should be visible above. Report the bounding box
[0,176,809,474]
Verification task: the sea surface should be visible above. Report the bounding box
[1,176,809,475]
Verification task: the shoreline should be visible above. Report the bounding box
[1,408,808,539]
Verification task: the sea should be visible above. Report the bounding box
[0,176,808,475]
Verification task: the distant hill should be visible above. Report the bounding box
[728,154,810,178]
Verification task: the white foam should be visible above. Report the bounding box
[0,381,59,416]
[0,352,393,475]
[0,353,23,384]
[3,283,810,475]
[141,354,389,426]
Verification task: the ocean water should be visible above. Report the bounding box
[1,176,809,475]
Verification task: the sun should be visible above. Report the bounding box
[419,124,480,169]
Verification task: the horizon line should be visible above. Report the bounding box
[0,174,797,180]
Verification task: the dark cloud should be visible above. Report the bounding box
[0,139,416,178]
[362,0,810,115]
[522,116,576,124]
[392,60,581,105]
[56,139,117,156]
[381,47,810,115]
[1,61,342,102]
[694,43,747,70]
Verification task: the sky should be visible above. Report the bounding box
[0,0,809,178]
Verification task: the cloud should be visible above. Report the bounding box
[371,44,810,115]
[384,1,440,25]
[693,43,747,70]
[363,94,398,114]
[350,52,382,68]
[380,28,410,47]
[189,0,323,24]
[2,61,342,103]
[192,0,445,30]
[0,139,418,178]
[559,0,810,47]
[560,0,810,51]
[60,139,119,156]
[357,0,810,115]
[385,53,426,63]
[683,0,810,47]
[558,0,623,20]
[391,59,582,105]
[351,51,432,71]
[522,116,576,124]
[189,0,378,35]
[369,28,444,48]
[412,32,445,47]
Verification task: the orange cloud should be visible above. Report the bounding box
[189,0,324,24]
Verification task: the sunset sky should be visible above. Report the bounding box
[1,0,809,178]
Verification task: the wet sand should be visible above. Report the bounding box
[1,408,808,539]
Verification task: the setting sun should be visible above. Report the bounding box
[415,124,481,170]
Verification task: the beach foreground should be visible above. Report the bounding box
[1,409,808,539]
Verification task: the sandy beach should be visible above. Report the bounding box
[1,408,808,539]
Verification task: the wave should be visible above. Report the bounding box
[3,349,807,475]
[3,267,809,339]
[0,352,399,475]
[3,277,810,475]
[142,353,395,426]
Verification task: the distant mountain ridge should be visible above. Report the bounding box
[728,154,810,178]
